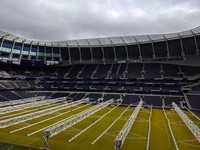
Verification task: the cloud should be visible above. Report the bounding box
[0,0,199,41]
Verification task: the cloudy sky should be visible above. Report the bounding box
[0,0,199,41]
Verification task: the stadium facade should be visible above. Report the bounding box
[0,26,200,65]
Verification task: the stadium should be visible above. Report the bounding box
[0,26,199,150]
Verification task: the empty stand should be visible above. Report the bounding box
[164,97,182,106]
[187,94,200,110]
[122,95,140,105]
[126,63,142,78]
[144,63,161,78]
[143,96,163,106]
[162,64,179,77]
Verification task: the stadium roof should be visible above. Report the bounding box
[0,26,200,47]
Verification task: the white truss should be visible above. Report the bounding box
[172,102,200,142]
[68,104,119,142]
[0,97,66,114]
[114,100,143,150]
[0,98,89,128]
[43,99,113,148]
[91,104,132,145]
[0,96,46,107]
[146,105,152,150]
[162,106,179,150]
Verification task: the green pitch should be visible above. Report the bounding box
[0,102,199,150]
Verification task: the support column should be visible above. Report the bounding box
[19,40,25,60]
[9,39,17,60]
[148,35,156,59]
[163,35,170,58]
[121,37,129,61]
[51,45,54,61]
[109,38,117,62]
[36,42,39,61]
[97,39,105,63]
[133,36,142,61]
[178,33,185,58]
[87,39,93,62]
[190,30,199,55]
[28,41,33,60]
[44,43,47,62]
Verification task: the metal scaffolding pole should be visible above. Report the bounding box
[43,99,114,149]
[172,102,200,142]
[114,100,143,150]
[0,98,89,128]
[0,96,46,107]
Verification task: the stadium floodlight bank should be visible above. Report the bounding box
[0,96,46,107]
[172,102,200,142]
[114,100,143,150]
[0,98,89,128]
[43,99,114,149]
[0,96,67,114]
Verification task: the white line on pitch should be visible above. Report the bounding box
[91,104,131,145]
[0,108,39,120]
[26,102,96,137]
[184,106,200,121]
[10,104,89,134]
[0,103,62,120]
[68,104,120,142]
[39,102,63,109]
[6,146,13,150]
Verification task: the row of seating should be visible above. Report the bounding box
[1,63,200,79]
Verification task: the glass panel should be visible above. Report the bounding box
[58,41,67,47]
[77,39,89,46]
[98,37,112,45]
[110,37,123,45]
[179,30,193,36]
[15,38,26,43]
[122,36,137,44]
[191,26,200,34]
[149,34,165,41]
[67,40,78,46]
[164,33,179,39]
[52,42,59,47]
[135,35,150,42]
[87,38,100,46]
[5,34,18,41]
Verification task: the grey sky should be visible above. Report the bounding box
[0,0,199,41]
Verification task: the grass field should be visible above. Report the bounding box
[0,101,199,150]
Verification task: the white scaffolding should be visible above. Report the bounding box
[114,100,143,150]
[0,98,89,128]
[0,97,66,114]
[146,105,152,150]
[91,104,132,145]
[0,96,46,107]
[68,104,119,142]
[162,106,179,150]
[43,99,114,149]
[172,102,200,142]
